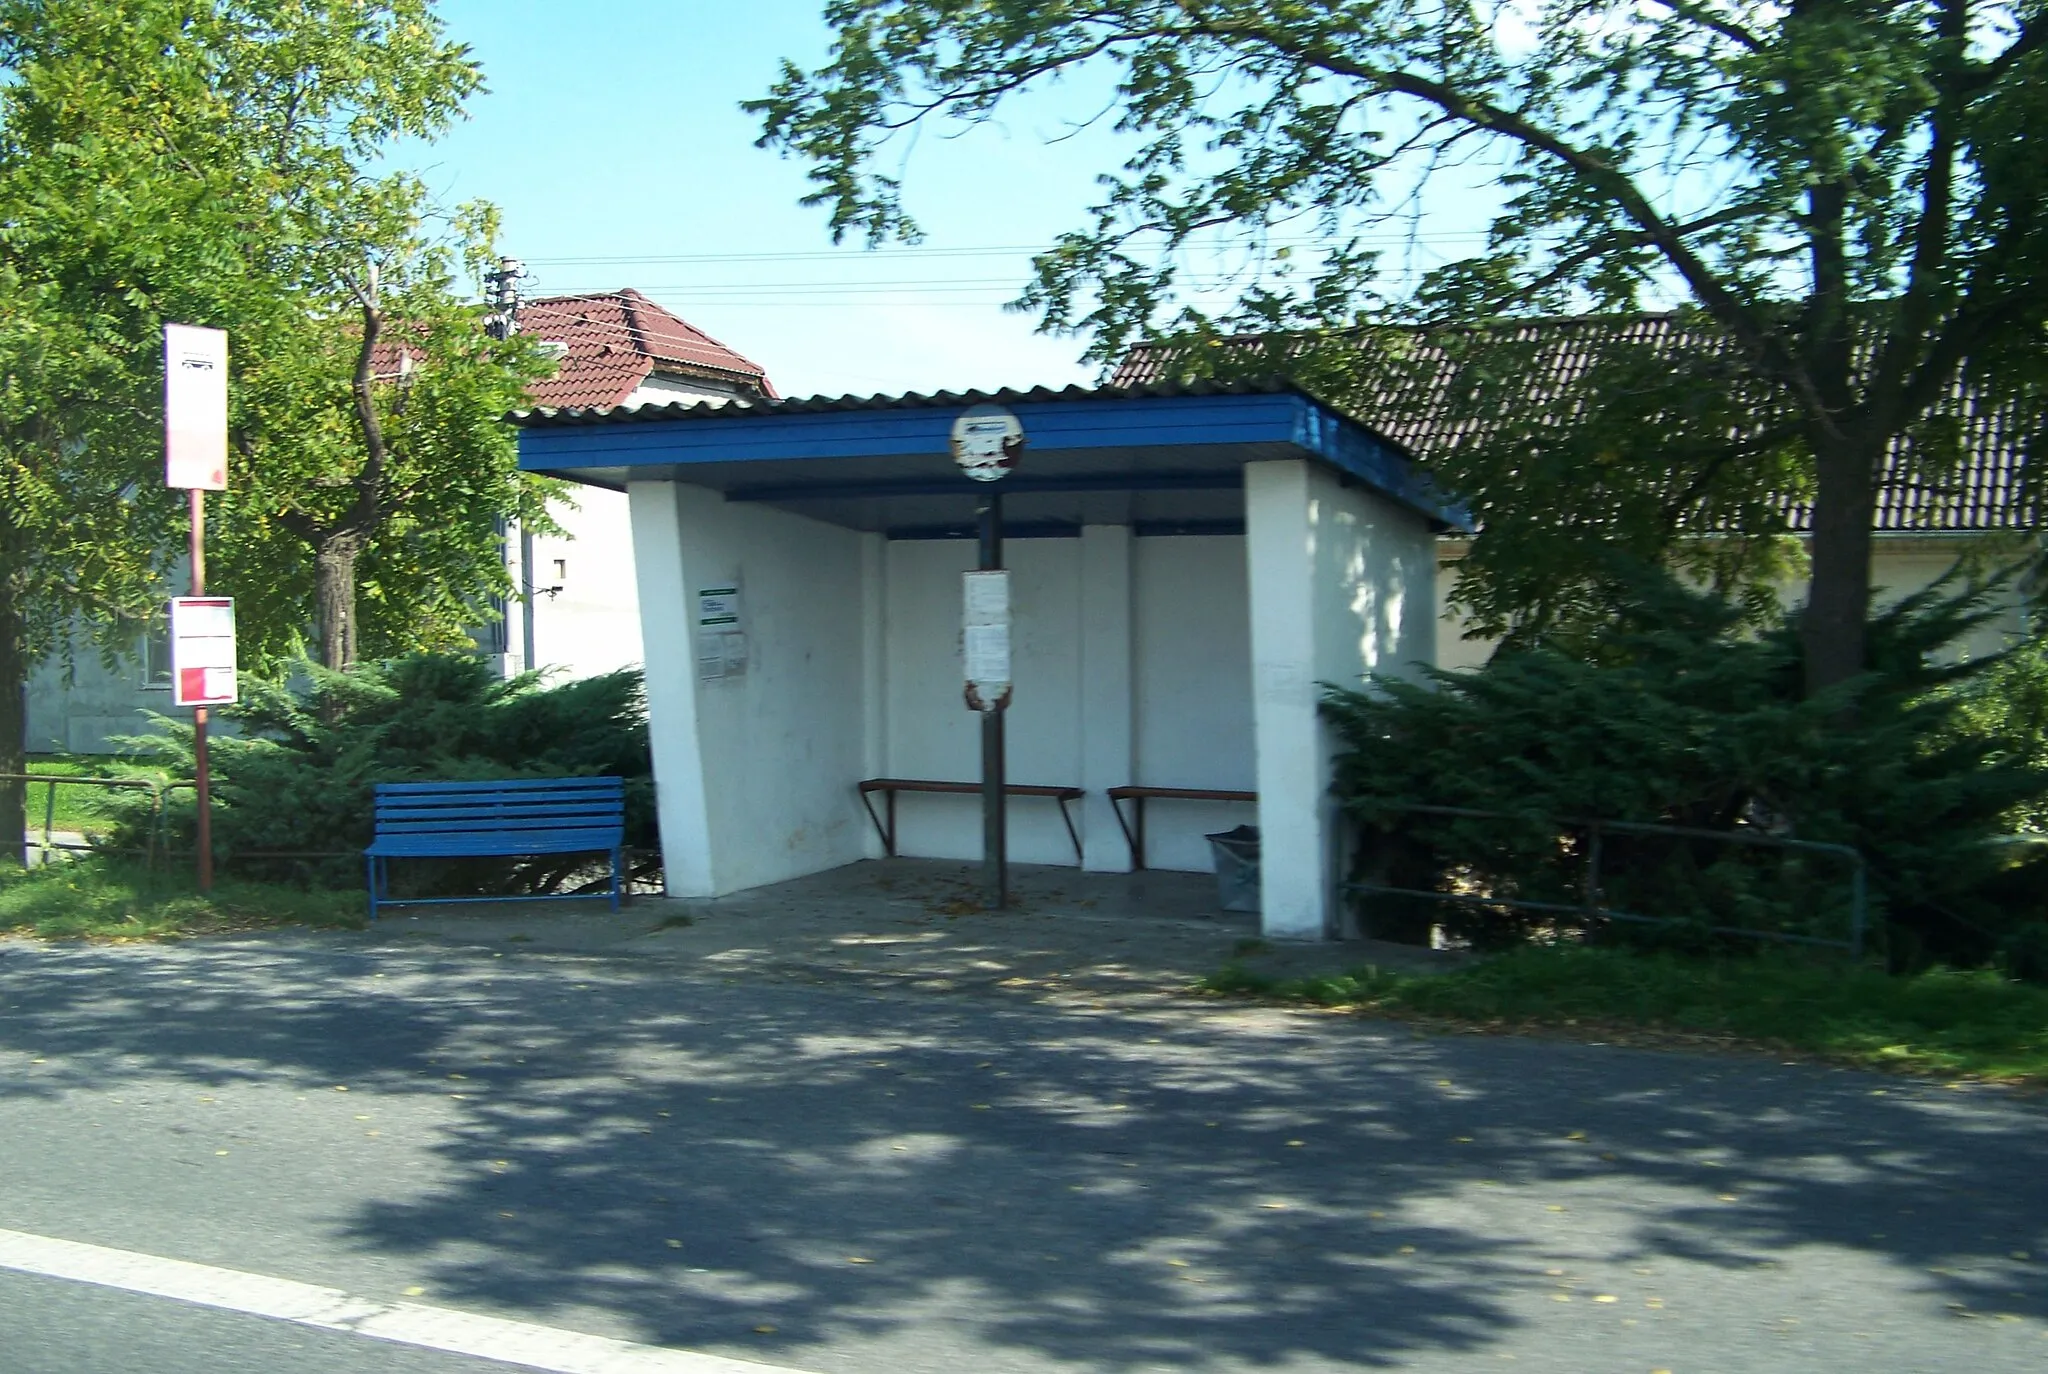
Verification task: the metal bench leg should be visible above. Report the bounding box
[1056,795,1082,866]
[859,787,894,855]
[610,847,622,912]
[1110,795,1141,870]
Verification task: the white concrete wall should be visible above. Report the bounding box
[871,531,1262,876]
[627,481,870,896]
[1247,461,1438,939]
[881,537,1086,866]
[1132,535,1258,871]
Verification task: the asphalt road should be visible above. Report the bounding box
[1,932,2043,1373]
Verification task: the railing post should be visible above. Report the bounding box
[1850,856,1868,962]
[1585,821,1603,921]
[40,778,57,864]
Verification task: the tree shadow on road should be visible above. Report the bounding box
[1,937,2043,1369]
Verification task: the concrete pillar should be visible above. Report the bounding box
[1078,524,1135,871]
[1244,462,1327,938]
[1244,459,1441,940]
[859,531,888,859]
[626,481,717,897]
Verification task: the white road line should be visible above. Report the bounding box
[0,1226,816,1374]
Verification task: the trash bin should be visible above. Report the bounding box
[1206,825,1262,913]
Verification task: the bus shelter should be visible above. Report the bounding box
[514,380,1460,940]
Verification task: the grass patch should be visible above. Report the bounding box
[0,856,363,940]
[1201,945,2048,1087]
[16,754,181,837]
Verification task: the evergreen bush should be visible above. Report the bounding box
[107,653,655,896]
[1325,568,2048,970]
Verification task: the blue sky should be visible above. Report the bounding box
[409,1,1497,399]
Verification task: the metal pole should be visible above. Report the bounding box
[189,488,213,894]
[519,522,537,674]
[978,490,1007,909]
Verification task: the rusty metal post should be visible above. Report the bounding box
[978,489,1007,909]
[190,488,214,894]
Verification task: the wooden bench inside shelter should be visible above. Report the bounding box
[1107,785,1257,870]
[858,778,1084,865]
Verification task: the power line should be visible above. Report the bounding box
[520,231,1493,270]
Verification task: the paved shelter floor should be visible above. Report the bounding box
[362,857,1460,995]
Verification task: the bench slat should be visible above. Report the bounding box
[369,834,619,858]
[1107,786,1257,803]
[374,803,624,823]
[374,794,624,810]
[859,778,1082,800]
[374,778,622,795]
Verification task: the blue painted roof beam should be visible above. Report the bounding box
[515,381,1470,532]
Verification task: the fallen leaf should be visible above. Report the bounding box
[1594,1295,1618,1303]
[847,1256,875,1265]
[403,1286,426,1297]
[667,1239,683,1249]
[1546,1205,1567,1213]
[1566,1131,1586,1141]
[1286,1140,1305,1147]
[753,1325,777,1335]
[1167,1259,1190,1267]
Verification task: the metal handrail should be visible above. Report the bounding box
[1346,801,1868,958]
[3,771,175,873]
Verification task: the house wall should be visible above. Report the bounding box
[509,487,643,681]
[24,631,168,755]
[1434,533,2033,673]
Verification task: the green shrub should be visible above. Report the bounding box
[106,652,655,896]
[1325,567,2048,970]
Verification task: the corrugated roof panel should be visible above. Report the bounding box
[1116,316,2042,534]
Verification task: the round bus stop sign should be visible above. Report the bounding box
[950,404,1024,481]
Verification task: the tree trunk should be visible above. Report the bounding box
[314,534,362,671]
[1801,430,1880,696]
[0,548,27,869]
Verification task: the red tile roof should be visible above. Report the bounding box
[516,290,776,410]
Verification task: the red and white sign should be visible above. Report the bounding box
[170,597,237,707]
[164,324,228,490]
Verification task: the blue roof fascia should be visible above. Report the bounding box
[518,387,1467,528]
[1286,396,1469,529]
[518,391,1303,468]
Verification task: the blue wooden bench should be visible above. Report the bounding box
[364,777,626,920]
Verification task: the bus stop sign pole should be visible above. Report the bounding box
[164,324,230,895]
[952,405,1024,910]
[977,492,1005,907]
